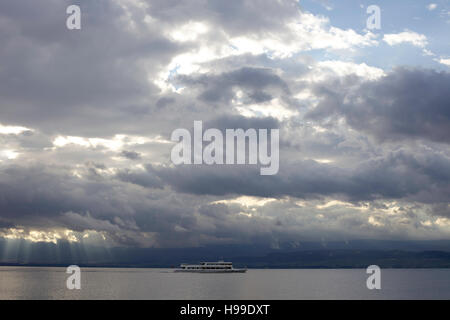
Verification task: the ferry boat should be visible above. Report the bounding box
[174,261,247,273]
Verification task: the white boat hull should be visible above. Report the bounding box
[174,269,247,273]
[175,261,246,273]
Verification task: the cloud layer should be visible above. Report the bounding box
[0,0,449,249]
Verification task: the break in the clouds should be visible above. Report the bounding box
[0,0,449,249]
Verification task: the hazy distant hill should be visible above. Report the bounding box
[232,250,450,268]
[1,239,449,268]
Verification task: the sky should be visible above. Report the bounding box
[0,0,449,253]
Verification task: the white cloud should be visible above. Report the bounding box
[315,60,386,81]
[437,58,450,66]
[235,98,298,120]
[0,124,32,135]
[52,134,168,151]
[212,196,277,207]
[168,21,210,42]
[383,31,428,48]
[427,3,437,11]
[422,48,435,56]
[0,149,19,160]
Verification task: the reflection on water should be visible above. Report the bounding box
[0,267,449,300]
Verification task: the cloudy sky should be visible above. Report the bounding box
[0,0,449,251]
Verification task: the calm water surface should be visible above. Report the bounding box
[0,267,449,299]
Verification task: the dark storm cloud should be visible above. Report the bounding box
[201,53,312,79]
[115,167,163,189]
[307,68,450,144]
[0,165,127,222]
[0,0,186,136]
[0,163,208,246]
[429,203,450,218]
[150,149,450,203]
[176,67,290,104]
[120,150,142,160]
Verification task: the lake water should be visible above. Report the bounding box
[0,267,449,299]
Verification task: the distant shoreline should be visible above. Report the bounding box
[1,264,450,269]
[2,248,450,269]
